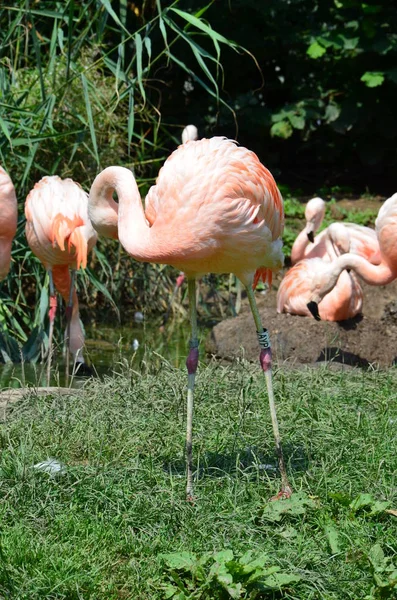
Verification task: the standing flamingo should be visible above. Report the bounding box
[164,124,199,316]
[278,223,363,321]
[291,197,381,265]
[0,166,18,281]
[306,192,397,319]
[25,176,97,383]
[89,137,291,500]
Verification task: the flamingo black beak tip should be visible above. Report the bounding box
[307,231,315,243]
[307,301,321,321]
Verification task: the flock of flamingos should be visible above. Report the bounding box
[1,125,396,500]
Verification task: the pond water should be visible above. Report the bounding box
[0,316,212,389]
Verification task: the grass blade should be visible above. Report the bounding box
[135,32,146,104]
[81,73,99,165]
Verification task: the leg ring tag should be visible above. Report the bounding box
[257,329,271,349]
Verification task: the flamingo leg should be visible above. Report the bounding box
[235,277,242,315]
[186,277,199,501]
[245,284,292,499]
[46,268,57,387]
[65,269,76,386]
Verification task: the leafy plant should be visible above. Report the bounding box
[259,492,317,523]
[365,544,397,600]
[159,549,301,598]
[0,0,246,347]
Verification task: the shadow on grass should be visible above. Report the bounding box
[164,442,308,481]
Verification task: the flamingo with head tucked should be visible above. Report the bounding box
[89,137,291,500]
[278,223,363,321]
[291,196,381,266]
[306,192,397,319]
[25,176,97,383]
[0,166,18,281]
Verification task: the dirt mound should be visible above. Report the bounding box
[207,279,397,368]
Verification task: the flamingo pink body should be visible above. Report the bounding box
[291,197,381,265]
[89,137,284,287]
[308,192,397,310]
[25,176,97,359]
[0,166,18,281]
[89,137,292,499]
[278,225,363,321]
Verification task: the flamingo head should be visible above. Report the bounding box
[306,259,343,320]
[305,197,326,243]
[328,222,351,256]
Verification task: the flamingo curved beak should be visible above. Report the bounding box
[307,301,321,321]
[307,230,314,243]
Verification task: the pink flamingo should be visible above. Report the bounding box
[291,197,381,265]
[0,166,18,281]
[25,176,97,383]
[278,223,363,321]
[89,137,291,500]
[307,193,397,319]
[164,125,199,313]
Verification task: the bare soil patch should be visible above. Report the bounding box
[207,277,397,368]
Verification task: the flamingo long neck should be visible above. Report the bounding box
[323,255,396,303]
[89,167,159,262]
[291,227,311,264]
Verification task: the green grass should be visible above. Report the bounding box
[1,358,396,598]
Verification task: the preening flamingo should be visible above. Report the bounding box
[89,137,291,500]
[182,124,198,144]
[291,196,381,265]
[307,192,397,319]
[278,223,363,321]
[163,124,199,318]
[25,176,97,383]
[0,166,18,281]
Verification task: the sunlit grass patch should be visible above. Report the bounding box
[1,360,396,598]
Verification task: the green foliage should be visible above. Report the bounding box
[1,363,397,598]
[160,549,301,598]
[204,0,397,187]
[260,492,316,523]
[366,544,397,599]
[361,72,385,88]
[0,0,245,348]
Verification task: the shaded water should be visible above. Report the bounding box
[0,317,212,389]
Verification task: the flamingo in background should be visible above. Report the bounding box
[291,196,381,265]
[89,137,291,500]
[307,192,397,319]
[0,166,18,281]
[25,176,97,383]
[278,223,363,321]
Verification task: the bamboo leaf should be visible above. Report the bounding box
[0,116,11,143]
[128,86,135,153]
[164,16,219,97]
[156,0,169,52]
[135,32,146,103]
[144,36,152,67]
[81,73,99,165]
[98,0,129,35]
[170,8,237,48]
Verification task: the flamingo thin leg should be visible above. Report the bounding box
[186,277,199,501]
[245,284,292,498]
[65,269,76,385]
[47,268,57,387]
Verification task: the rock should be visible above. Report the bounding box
[206,281,397,368]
